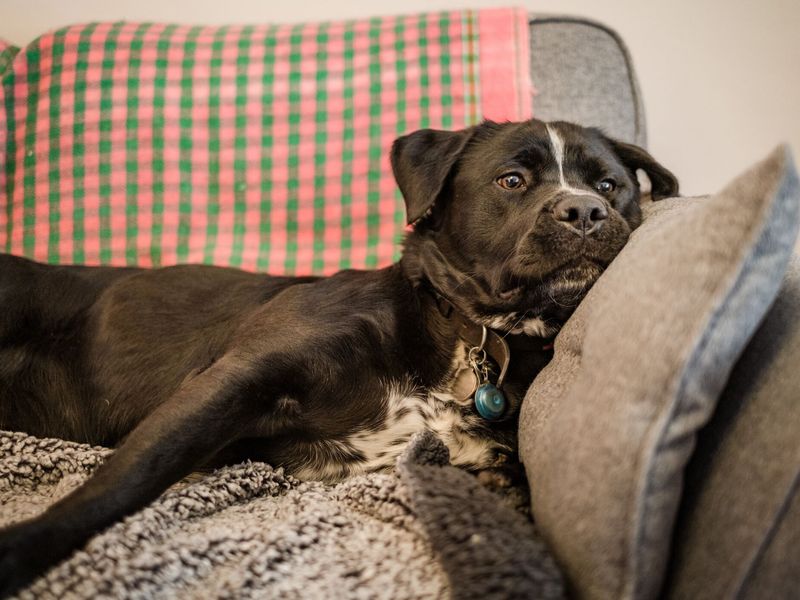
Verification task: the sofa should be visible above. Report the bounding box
[1,12,798,600]
[525,17,800,600]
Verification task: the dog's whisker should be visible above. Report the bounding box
[501,312,530,340]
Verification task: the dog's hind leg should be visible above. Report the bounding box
[0,351,273,597]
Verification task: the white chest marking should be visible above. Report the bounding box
[292,345,508,482]
[485,313,552,337]
[348,379,498,473]
[516,316,551,336]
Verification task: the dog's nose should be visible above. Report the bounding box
[551,196,608,235]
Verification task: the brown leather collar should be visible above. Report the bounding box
[425,286,511,389]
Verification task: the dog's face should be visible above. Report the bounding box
[393,119,678,334]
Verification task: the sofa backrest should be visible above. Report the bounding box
[529,15,646,147]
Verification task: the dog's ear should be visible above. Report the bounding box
[391,127,473,224]
[606,138,679,200]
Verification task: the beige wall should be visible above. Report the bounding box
[1,0,798,196]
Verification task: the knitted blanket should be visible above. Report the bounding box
[1,430,562,599]
[1,9,532,275]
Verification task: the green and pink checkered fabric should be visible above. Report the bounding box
[1,9,532,275]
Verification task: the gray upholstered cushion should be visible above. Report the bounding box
[664,255,800,600]
[518,146,800,600]
[529,16,646,146]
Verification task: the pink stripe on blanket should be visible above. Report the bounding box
[478,7,533,121]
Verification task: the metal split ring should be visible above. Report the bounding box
[468,346,487,365]
[467,326,489,365]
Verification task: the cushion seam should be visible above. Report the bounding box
[731,468,800,599]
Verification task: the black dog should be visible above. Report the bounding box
[0,118,677,594]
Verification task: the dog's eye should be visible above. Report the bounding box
[497,173,525,190]
[597,179,617,194]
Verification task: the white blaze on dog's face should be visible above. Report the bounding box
[392,118,678,331]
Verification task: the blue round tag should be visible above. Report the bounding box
[474,383,506,420]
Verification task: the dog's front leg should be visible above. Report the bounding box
[0,352,266,597]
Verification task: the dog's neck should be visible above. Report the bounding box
[398,244,556,421]
[400,233,559,339]
[400,234,498,322]
[419,282,512,384]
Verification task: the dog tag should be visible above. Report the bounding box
[466,328,509,421]
[474,382,507,420]
[451,366,479,402]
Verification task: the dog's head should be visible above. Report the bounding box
[393,119,678,335]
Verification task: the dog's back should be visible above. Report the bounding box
[0,254,318,444]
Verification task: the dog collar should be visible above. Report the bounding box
[424,287,511,420]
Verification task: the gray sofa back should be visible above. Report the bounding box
[529,16,646,146]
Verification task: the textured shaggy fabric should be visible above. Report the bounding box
[664,255,800,600]
[519,146,800,600]
[0,430,563,599]
[0,9,531,274]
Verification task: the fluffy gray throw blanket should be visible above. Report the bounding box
[1,430,563,599]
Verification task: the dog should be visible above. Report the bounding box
[0,118,677,595]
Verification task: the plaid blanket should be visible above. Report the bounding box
[0,9,532,275]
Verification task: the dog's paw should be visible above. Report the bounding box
[476,468,514,489]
